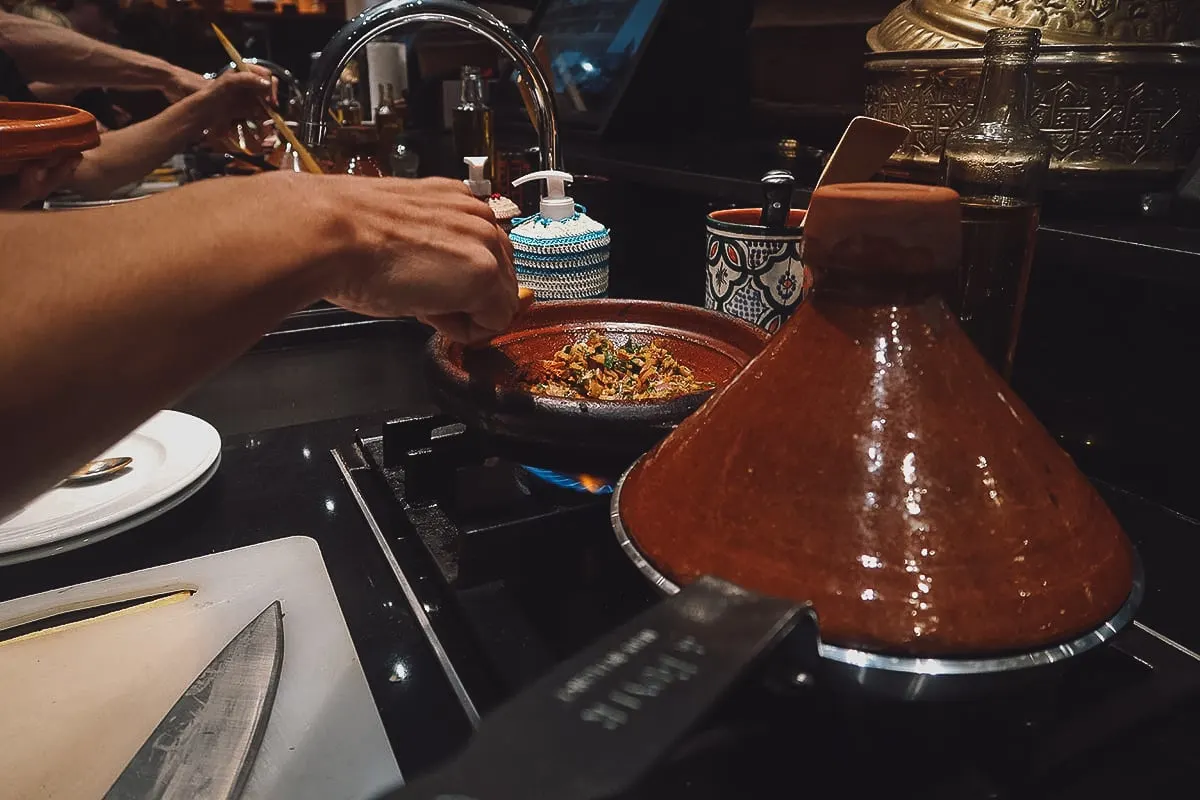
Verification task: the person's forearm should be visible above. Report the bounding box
[0,12,179,91]
[68,94,210,199]
[27,82,79,103]
[0,174,347,514]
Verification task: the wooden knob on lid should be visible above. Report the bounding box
[802,183,962,282]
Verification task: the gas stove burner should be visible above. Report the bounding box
[522,465,614,495]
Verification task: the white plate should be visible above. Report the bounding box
[0,411,221,556]
[0,455,220,567]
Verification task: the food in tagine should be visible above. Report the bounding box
[523,330,714,401]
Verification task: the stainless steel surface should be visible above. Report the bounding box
[333,444,482,728]
[44,193,152,210]
[868,0,1200,51]
[301,0,559,170]
[610,466,1145,700]
[62,457,133,484]
[105,601,285,800]
[864,43,1200,189]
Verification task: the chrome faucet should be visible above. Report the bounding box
[301,0,559,171]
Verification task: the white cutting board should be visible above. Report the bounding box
[0,536,402,800]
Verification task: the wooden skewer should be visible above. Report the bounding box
[517,285,535,314]
[211,23,323,175]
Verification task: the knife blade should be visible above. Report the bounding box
[105,601,285,800]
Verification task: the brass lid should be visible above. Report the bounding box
[868,0,1199,52]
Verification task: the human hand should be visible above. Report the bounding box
[111,104,133,128]
[194,72,273,135]
[164,63,274,104]
[162,67,209,103]
[0,154,83,209]
[290,174,519,343]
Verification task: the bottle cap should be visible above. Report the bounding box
[463,156,491,198]
[512,169,575,221]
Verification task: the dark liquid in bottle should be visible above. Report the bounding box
[953,195,1039,380]
[452,106,494,180]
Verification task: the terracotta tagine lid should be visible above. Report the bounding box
[0,102,99,176]
[616,182,1135,657]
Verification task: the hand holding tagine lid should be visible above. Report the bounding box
[615,182,1135,657]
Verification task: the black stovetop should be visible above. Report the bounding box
[338,413,1200,799]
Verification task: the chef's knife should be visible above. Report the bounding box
[388,577,816,800]
[105,601,285,800]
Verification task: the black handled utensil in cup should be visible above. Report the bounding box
[758,169,795,228]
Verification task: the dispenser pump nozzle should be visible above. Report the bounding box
[512,169,575,221]
[463,156,491,198]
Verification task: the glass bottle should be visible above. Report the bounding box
[453,66,494,180]
[389,86,409,125]
[390,140,420,178]
[939,26,1051,382]
[331,125,384,177]
[335,81,363,126]
[374,83,401,167]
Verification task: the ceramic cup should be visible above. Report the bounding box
[705,208,809,333]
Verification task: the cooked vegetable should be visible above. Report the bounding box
[524,330,714,401]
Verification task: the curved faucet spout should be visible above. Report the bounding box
[302,0,559,171]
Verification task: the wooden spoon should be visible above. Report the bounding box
[211,24,323,175]
[814,116,910,190]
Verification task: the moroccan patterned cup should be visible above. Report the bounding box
[704,208,810,333]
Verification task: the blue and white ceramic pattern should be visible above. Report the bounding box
[705,209,809,333]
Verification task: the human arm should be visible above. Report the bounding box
[66,72,270,199]
[0,11,204,99]
[0,172,517,514]
[26,82,78,103]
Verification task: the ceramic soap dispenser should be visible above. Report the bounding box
[464,156,520,232]
[508,170,611,300]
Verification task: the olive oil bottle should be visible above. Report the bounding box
[452,66,494,181]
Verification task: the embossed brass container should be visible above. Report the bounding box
[869,0,1200,50]
[864,43,1200,190]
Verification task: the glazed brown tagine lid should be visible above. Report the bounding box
[0,102,100,175]
[616,182,1135,657]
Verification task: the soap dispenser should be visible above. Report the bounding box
[464,156,520,231]
[509,170,611,300]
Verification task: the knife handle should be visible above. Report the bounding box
[759,170,795,228]
[382,577,817,800]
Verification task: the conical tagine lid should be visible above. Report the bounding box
[617,183,1135,656]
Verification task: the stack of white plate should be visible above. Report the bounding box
[0,411,221,566]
